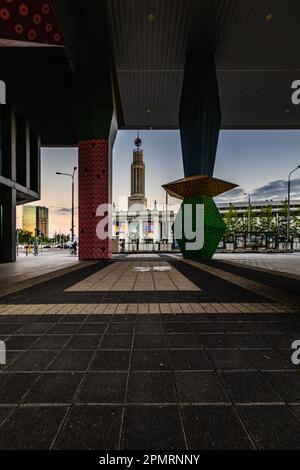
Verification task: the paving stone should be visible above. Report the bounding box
[181,405,254,450]
[0,324,24,335]
[59,314,88,323]
[164,322,193,333]
[0,351,22,371]
[47,323,81,335]
[106,323,134,334]
[87,314,113,322]
[261,371,300,403]
[237,405,300,449]
[113,314,138,322]
[169,350,212,371]
[5,335,39,351]
[99,334,132,350]
[48,350,93,372]
[0,315,38,324]
[134,334,166,349]
[53,405,123,450]
[89,350,130,371]
[243,349,293,370]
[167,333,201,349]
[29,335,72,350]
[226,334,270,349]
[197,334,235,349]
[206,350,256,371]
[6,350,57,372]
[77,323,107,335]
[290,405,300,419]
[264,334,297,349]
[218,371,284,404]
[135,322,164,334]
[174,372,229,404]
[131,350,170,371]
[76,372,127,404]
[23,372,83,404]
[65,335,100,350]
[191,322,221,333]
[0,407,15,426]
[0,405,68,450]
[17,323,53,335]
[0,373,39,404]
[127,372,177,404]
[122,405,186,450]
[277,349,300,369]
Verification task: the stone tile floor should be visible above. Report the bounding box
[0,255,300,450]
[0,311,300,450]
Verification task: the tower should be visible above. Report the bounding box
[128,134,147,211]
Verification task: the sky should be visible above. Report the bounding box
[17,129,300,236]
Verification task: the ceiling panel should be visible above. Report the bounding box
[103,0,300,129]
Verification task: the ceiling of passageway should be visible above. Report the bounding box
[101,0,300,129]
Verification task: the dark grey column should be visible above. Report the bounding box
[179,48,221,177]
[1,187,16,263]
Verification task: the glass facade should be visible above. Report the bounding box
[22,206,49,238]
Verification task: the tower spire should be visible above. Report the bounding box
[128,132,147,210]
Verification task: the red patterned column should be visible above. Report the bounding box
[78,139,112,260]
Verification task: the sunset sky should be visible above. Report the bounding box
[17,130,300,237]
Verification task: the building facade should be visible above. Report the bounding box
[113,137,175,251]
[217,200,300,217]
[22,206,49,238]
[0,101,41,263]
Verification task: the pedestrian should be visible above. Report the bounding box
[71,241,77,255]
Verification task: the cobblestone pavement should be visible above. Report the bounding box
[0,254,299,450]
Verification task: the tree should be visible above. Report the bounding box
[278,199,288,237]
[17,230,33,244]
[290,206,300,236]
[260,204,276,233]
[244,202,258,232]
[224,204,242,238]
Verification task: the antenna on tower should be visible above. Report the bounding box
[134,131,142,149]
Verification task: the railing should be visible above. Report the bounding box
[114,242,177,253]
[217,233,300,253]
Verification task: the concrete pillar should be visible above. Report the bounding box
[75,65,118,260]
[179,48,221,177]
[1,187,16,263]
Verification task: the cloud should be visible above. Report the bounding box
[215,187,246,203]
[251,178,300,201]
[216,177,300,203]
[55,207,72,215]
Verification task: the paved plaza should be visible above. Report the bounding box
[215,253,300,278]
[0,253,300,450]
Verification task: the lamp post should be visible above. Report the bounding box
[56,167,77,243]
[287,165,300,242]
[244,193,252,233]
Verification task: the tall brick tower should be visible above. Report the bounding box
[128,134,147,211]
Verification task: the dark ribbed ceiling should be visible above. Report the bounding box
[103,0,300,129]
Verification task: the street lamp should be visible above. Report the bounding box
[56,167,77,243]
[287,165,300,241]
[244,193,252,233]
